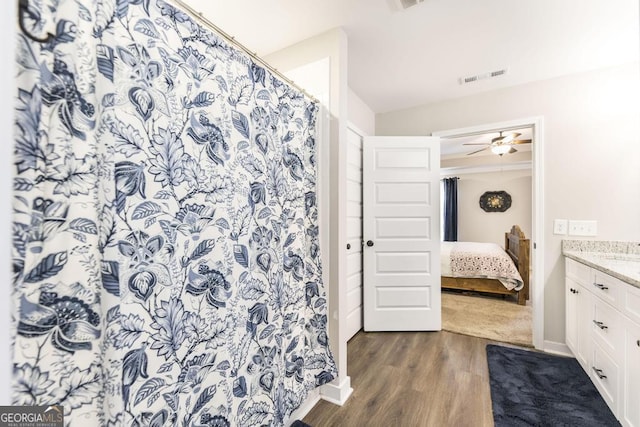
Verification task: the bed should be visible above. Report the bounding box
[441,225,530,305]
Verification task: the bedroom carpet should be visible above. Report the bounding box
[486,344,620,426]
[442,291,532,347]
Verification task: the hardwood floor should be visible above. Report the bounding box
[303,331,497,427]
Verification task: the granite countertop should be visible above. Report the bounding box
[562,240,640,289]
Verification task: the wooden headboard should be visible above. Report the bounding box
[504,225,530,300]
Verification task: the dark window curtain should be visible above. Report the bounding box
[443,177,459,241]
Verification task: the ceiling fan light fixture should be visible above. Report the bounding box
[500,134,515,144]
[491,145,512,155]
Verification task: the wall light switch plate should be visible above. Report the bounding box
[568,220,598,236]
[553,219,568,235]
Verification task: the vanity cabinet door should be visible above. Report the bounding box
[623,319,640,427]
[566,279,579,354]
[566,277,591,371]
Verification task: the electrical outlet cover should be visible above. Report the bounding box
[568,220,597,236]
[553,219,568,235]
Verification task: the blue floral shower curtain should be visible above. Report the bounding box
[12,0,336,425]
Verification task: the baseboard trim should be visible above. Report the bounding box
[285,376,353,425]
[543,340,572,357]
[287,389,320,426]
[320,376,353,406]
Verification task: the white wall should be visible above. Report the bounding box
[0,0,16,405]
[377,63,640,344]
[348,88,375,136]
[451,169,532,247]
[266,28,353,404]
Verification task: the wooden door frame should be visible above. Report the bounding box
[433,116,545,350]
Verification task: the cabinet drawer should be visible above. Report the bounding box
[592,341,620,415]
[566,258,592,285]
[623,284,640,325]
[592,297,624,357]
[592,270,624,309]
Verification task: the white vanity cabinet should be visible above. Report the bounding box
[621,282,640,427]
[565,257,640,426]
[623,317,640,427]
[565,258,593,371]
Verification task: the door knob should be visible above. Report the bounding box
[346,243,351,249]
[366,240,374,247]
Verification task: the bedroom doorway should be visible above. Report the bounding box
[433,117,544,350]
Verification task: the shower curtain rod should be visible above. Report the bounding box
[170,0,319,104]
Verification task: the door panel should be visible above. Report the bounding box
[363,137,440,331]
[347,272,362,292]
[375,149,430,168]
[376,252,431,273]
[376,218,431,238]
[347,287,363,312]
[376,183,430,204]
[346,218,361,239]
[376,287,430,307]
[347,252,362,276]
[345,127,364,340]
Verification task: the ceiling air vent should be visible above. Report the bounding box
[459,68,509,85]
[390,0,426,11]
[400,0,425,8]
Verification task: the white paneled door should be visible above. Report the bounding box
[346,127,363,340]
[363,137,441,331]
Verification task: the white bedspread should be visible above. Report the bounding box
[441,241,524,291]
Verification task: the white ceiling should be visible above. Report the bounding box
[181,0,639,114]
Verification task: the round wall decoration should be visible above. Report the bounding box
[479,190,512,212]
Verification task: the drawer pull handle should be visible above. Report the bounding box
[594,283,609,291]
[637,340,640,347]
[593,320,608,330]
[592,368,607,379]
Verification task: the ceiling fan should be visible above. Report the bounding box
[464,131,532,156]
